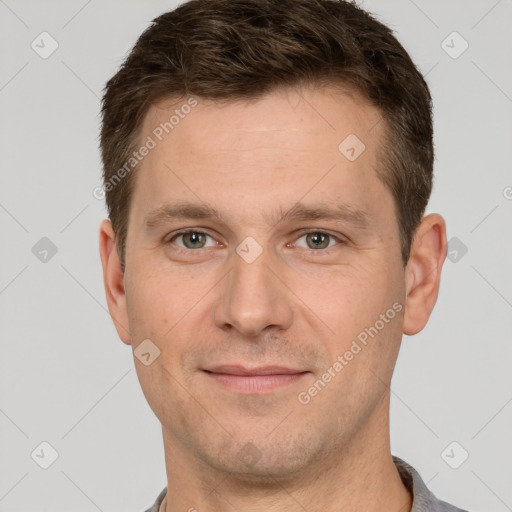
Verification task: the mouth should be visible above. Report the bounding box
[203,365,310,393]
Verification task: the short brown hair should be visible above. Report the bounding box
[100,0,433,269]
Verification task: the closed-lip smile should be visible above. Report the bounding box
[203,365,309,392]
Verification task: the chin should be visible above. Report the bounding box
[194,431,323,484]
[209,455,309,485]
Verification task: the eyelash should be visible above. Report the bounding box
[165,229,220,250]
[165,228,346,252]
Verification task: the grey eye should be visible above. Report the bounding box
[175,231,214,249]
[309,233,329,249]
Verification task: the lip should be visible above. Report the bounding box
[203,365,309,392]
[206,365,305,376]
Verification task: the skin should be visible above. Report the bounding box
[99,85,447,512]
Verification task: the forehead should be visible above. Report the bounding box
[131,85,391,230]
[142,85,381,155]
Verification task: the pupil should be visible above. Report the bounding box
[186,232,204,248]
[309,233,328,249]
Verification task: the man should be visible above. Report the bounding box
[98,0,468,510]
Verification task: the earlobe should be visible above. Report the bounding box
[403,214,448,336]
[98,219,132,345]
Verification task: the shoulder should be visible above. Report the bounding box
[393,456,470,512]
[142,487,167,512]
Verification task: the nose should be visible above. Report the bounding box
[213,245,294,338]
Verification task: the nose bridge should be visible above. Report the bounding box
[214,241,293,336]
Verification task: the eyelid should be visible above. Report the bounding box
[293,228,347,240]
[165,228,219,248]
[164,228,347,250]
[290,229,347,249]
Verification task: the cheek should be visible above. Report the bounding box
[293,261,388,331]
[292,258,405,373]
[124,267,204,336]
[124,273,157,335]
[124,267,220,383]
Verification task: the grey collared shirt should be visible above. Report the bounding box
[144,456,469,512]
[393,456,469,512]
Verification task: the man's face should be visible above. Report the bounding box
[115,87,408,477]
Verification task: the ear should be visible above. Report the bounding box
[403,213,447,336]
[98,219,132,345]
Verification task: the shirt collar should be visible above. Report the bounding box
[154,456,462,512]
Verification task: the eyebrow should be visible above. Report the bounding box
[144,200,371,231]
[145,202,222,228]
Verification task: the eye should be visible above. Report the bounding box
[292,231,343,250]
[167,230,218,250]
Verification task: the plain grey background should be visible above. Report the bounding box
[0,0,511,511]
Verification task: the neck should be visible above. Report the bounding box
[161,392,412,512]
